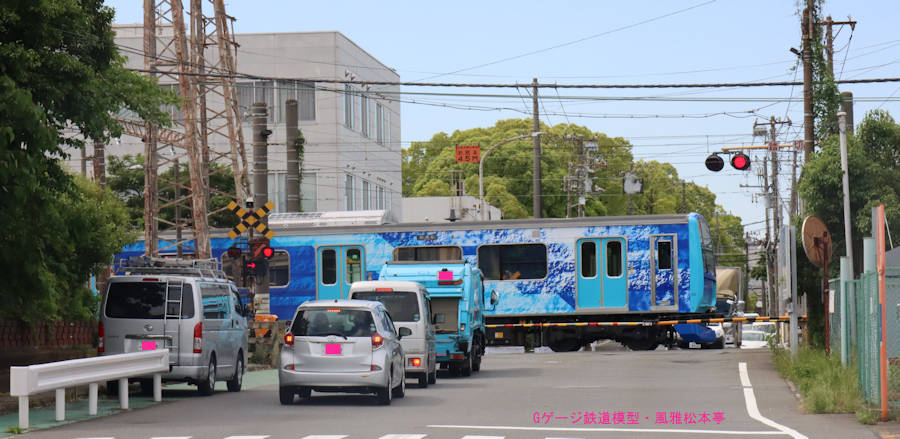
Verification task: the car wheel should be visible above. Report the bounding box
[418,373,428,388]
[460,354,473,377]
[197,357,216,396]
[298,387,311,398]
[227,354,243,392]
[279,386,294,405]
[393,371,406,398]
[377,369,392,405]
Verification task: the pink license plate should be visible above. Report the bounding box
[141,341,157,351]
[325,344,342,355]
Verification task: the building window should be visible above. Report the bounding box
[345,174,355,210]
[276,80,316,123]
[384,109,391,146]
[360,95,369,137]
[375,102,384,143]
[301,172,317,212]
[393,246,462,262]
[267,173,286,212]
[236,81,275,124]
[376,185,385,210]
[477,244,548,281]
[362,180,370,210]
[343,84,353,129]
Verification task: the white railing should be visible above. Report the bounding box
[10,350,169,429]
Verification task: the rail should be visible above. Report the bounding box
[9,350,169,429]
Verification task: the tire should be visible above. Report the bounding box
[624,339,659,351]
[227,354,244,392]
[549,339,580,352]
[393,372,406,398]
[472,352,482,372]
[460,354,473,377]
[197,357,216,396]
[297,387,311,398]
[279,386,294,405]
[417,373,428,388]
[376,369,393,405]
[427,366,437,385]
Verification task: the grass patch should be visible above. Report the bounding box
[4,426,26,434]
[772,346,861,414]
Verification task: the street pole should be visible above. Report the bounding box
[285,99,300,212]
[838,112,854,275]
[576,136,585,217]
[174,157,182,258]
[802,4,815,162]
[531,78,542,218]
[770,117,781,318]
[252,102,270,313]
[762,155,771,316]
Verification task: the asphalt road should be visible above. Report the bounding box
[9,343,877,439]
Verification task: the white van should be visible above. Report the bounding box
[348,281,437,387]
[99,258,249,395]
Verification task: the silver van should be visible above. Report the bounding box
[99,258,249,395]
[348,281,437,387]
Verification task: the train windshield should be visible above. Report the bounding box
[699,217,716,273]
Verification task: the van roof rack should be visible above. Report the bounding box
[115,256,228,279]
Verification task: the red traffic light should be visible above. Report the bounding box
[262,247,274,259]
[731,153,751,170]
[246,261,257,270]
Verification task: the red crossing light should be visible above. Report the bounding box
[262,247,274,259]
[731,153,751,171]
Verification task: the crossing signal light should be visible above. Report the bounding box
[731,153,751,170]
[705,154,724,172]
[262,246,274,259]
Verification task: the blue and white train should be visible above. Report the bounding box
[119,212,718,351]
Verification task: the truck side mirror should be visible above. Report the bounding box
[490,291,499,306]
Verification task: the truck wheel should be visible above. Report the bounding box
[418,373,428,388]
[428,368,437,384]
[460,355,473,377]
[624,339,658,351]
[549,339,580,352]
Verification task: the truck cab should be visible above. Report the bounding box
[379,261,496,376]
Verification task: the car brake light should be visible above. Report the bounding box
[410,357,421,367]
[372,333,384,349]
[284,333,294,346]
[375,288,393,292]
[142,278,159,282]
[193,322,202,353]
[98,322,104,353]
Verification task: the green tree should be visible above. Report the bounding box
[0,1,172,323]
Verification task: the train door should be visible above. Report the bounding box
[650,235,678,311]
[576,237,626,309]
[316,245,365,300]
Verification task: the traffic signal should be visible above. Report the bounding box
[731,152,751,170]
[262,246,274,259]
[705,154,724,172]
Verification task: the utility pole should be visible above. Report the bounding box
[576,136,585,217]
[174,157,182,257]
[532,78,542,218]
[762,155,771,316]
[770,117,780,318]
[790,145,798,219]
[802,3,815,162]
[142,0,159,257]
[681,180,687,214]
[252,102,270,313]
[285,99,300,212]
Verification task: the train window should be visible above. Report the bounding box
[478,244,547,281]
[393,246,462,261]
[321,249,337,285]
[657,241,672,270]
[269,250,290,287]
[346,248,363,284]
[699,218,716,273]
[607,241,623,277]
[581,241,597,278]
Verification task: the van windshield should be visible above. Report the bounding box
[292,308,376,337]
[105,282,195,319]
[351,291,419,322]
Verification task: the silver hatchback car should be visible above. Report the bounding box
[278,299,409,405]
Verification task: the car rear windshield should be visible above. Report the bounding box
[291,308,376,337]
[350,291,419,322]
[105,282,195,319]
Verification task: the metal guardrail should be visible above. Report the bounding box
[10,350,169,429]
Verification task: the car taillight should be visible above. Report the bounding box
[193,322,202,353]
[372,333,384,349]
[409,357,421,367]
[438,279,463,285]
[284,333,294,346]
[98,322,104,354]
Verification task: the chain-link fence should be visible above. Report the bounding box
[831,268,900,410]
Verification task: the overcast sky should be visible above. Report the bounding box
[106,0,900,238]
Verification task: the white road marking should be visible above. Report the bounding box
[300,436,348,439]
[151,437,192,439]
[223,436,270,439]
[460,436,505,439]
[429,425,783,435]
[738,361,809,439]
[379,435,427,439]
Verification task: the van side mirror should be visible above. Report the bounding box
[398,327,412,338]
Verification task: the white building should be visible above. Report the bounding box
[67,26,402,220]
[401,196,502,223]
